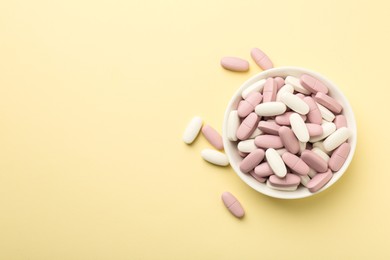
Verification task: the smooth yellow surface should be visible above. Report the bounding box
[0,0,389,259]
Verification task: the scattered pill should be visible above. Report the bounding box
[250,48,273,70]
[202,125,224,150]
[221,192,245,218]
[201,149,229,166]
[183,116,203,144]
[221,57,249,72]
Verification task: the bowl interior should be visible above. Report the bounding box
[222,67,357,199]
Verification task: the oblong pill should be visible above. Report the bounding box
[239,149,265,173]
[269,173,301,187]
[236,112,259,140]
[274,77,285,90]
[306,123,323,137]
[276,84,294,101]
[238,92,263,117]
[317,103,335,122]
[314,92,343,114]
[334,115,348,129]
[227,110,240,141]
[266,148,287,178]
[254,162,274,177]
[307,169,332,193]
[220,57,249,72]
[301,150,328,173]
[275,112,307,126]
[280,92,310,115]
[255,135,284,149]
[258,121,281,135]
[237,139,257,153]
[249,171,267,183]
[255,102,287,116]
[290,113,309,142]
[183,116,203,144]
[312,147,330,162]
[242,79,267,99]
[221,192,245,218]
[282,152,310,175]
[266,180,298,191]
[329,142,351,171]
[300,74,329,94]
[250,48,273,70]
[303,96,322,124]
[201,149,229,166]
[278,126,300,154]
[323,127,351,151]
[202,125,223,150]
[285,76,311,94]
[262,78,277,102]
[309,122,336,143]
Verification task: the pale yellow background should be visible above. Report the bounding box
[0,0,388,259]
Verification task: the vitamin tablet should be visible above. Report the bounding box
[250,48,273,70]
[323,127,351,151]
[202,125,223,150]
[221,192,245,218]
[290,113,310,142]
[301,150,328,173]
[227,111,240,141]
[266,148,287,178]
[280,92,310,115]
[300,74,329,94]
[236,112,259,140]
[240,149,265,173]
[255,102,287,116]
[201,149,229,166]
[220,57,249,72]
[307,169,332,192]
[329,142,351,171]
[183,116,203,144]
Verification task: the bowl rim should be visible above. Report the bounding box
[222,66,357,199]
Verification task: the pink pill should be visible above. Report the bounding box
[269,173,301,187]
[274,77,285,90]
[238,92,263,118]
[314,92,343,114]
[202,125,223,150]
[250,48,273,70]
[303,96,322,124]
[301,150,328,173]
[239,149,265,173]
[307,169,332,193]
[258,121,281,135]
[278,126,300,154]
[254,162,273,177]
[220,57,249,72]
[306,123,323,137]
[282,152,310,176]
[249,170,267,183]
[329,142,351,171]
[221,192,245,218]
[300,74,329,94]
[254,135,283,149]
[236,113,259,140]
[275,112,307,126]
[262,78,277,102]
[334,115,347,129]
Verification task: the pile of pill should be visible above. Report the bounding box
[227,74,351,192]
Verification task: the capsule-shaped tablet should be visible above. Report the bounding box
[285,76,310,94]
[242,79,267,99]
[183,116,203,144]
[255,135,284,149]
[250,48,273,70]
[227,111,240,141]
[255,102,287,117]
[237,139,257,153]
[275,112,307,126]
[309,122,336,143]
[236,113,259,140]
[306,123,323,137]
[249,171,267,183]
[312,147,330,162]
[238,92,263,117]
[239,149,265,173]
[323,127,351,151]
[307,169,332,193]
[269,173,301,187]
[300,74,329,94]
[274,77,285,90]
[317,103,335,122]
[314,92,343,114]
[266,180,298,191]
[334,115,348,129]
[278,126,300,154]
[280,92,310,115]
[220,57,249,72]
[202,125,223,150]
[282,152,310,175]
[258,121,281,135]
[329,142,351,171]
[249,128,263,139]
[221,192,245,218]
[201,149,229,166]
[254,162,274,177]
[276,84,294,101]
[266,148,287,178]
[303,96,322,124]
[262,78,277,102]
[301,150,328,173]
[290,113,309,142]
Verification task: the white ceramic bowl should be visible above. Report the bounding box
[222,67,357,199]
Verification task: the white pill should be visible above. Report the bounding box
[312,142,331,155]
[290,113,309,142]
[227,110,240,141]
[265,148,287,178]
[276,84,294,101]
[242,79,267,99]
[201,149,229,166]
[266,180,298,191]
[299,141,306,154]
[183,116,203,144]
[237,139,257,153]
[249,128,263,139]
[309,122,336,143]
[280,92,310,115]
[300,175,311,187]
[317,103,335,122]
[276,148,287,156]
[308,168,316,178]
[323,127,351,151]
[285,76,310,94]
[312,147,330,162]
[255,102,287,117]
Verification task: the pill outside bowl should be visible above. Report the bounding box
[222,67,357,199]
